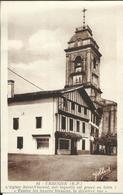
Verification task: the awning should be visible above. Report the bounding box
[32,134,51,138]
[55,131,82,140]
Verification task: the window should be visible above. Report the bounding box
[82,139,85,150]
[37,138,49,149]
[93,58,96,69]
[93,115,96,124]
[36,117,42,128]
[75,67,82,72]
[63,98,67,108]
[76,121,80,132]
[96,129,99,137]
[73,75,82,84]
[61,116,66,130]
[91,126,94,135]
[82,122,85,133]
[78,105,81,113]
[17,137,23,149]
[13,118,19,130]
[91,113,93,122]
[69,118,73,131]
[59,139,69,150]
[83,39,90,45]
[75,56,83,67]
[96,117,100,126]
[71,102,75,110]
[84,107,87,115]
[79,77,82,83]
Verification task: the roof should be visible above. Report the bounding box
[8,89,63,103]
[65,82,102,94]
[66,25,101,57]
[69,25,93,43]
[64,44,102,58]
[8,85,86,103]
[99,98,117,106]
[8,85,98,115]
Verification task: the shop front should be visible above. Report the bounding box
[55,131,82,155]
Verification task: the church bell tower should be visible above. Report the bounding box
[64,9,102,101]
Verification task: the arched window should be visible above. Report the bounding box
[75,56,82,67]
[74,56,83,73]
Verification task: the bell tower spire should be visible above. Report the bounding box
[82,8,87,27]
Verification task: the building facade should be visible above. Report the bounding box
[8,19,117,155]
[8,86,101,155]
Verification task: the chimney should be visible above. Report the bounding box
[8,80,15,98]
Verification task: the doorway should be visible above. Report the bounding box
[71,139,77,155]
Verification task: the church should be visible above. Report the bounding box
[8,11,117,155]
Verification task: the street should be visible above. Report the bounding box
[8,154,117,181]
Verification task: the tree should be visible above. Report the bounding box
[94,133,117,155]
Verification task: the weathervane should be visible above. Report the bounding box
[82,8,87,27]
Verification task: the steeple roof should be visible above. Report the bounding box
[68,25,93,43]
[65,25,101,57]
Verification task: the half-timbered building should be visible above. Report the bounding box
[8,85,101,155]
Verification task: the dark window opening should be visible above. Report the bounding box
[63,98,67,108]
[91,126,94,135]
[108,111,111,132]
[82,139,85,150]
[84,107,87,115]
[71,102,75,110]
[93,115,96,124]
[17,137,23,149]
[96,117,100,126]
[97,107,103,116]
[36,117,42,128]
[93,58,96,69]
[13,118,19,130]
[37,138,49,149]
[70,118,73,131]
[79,77,82,83]
[59,139,69,150]
[96,129,99,137]
[61,116,66,130]
[76,121,80,132]
[78,105,81,113]
[82,122,85,133]
[75,56,83,67]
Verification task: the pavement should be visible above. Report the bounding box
[8,154,117,181]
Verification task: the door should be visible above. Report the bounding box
[71,139,77,155]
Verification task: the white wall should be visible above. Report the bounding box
[8,97,57,154]
[76,121,90,151]
[85,88,91,96]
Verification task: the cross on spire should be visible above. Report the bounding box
[82,8,87,27]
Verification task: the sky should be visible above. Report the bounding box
[6,1,123,130]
